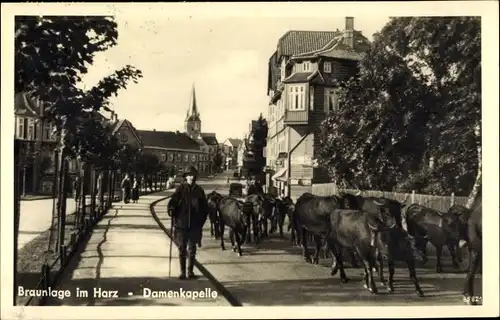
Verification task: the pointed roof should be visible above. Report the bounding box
[186,83,200,122]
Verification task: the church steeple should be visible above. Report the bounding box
[185,83,201,139]
[186,83,200,122]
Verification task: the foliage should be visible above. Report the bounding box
[317,17,481,196]
[211,151,224,173]
[15,16,143,130]
[243,113,268,177]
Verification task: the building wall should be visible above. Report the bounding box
[144,147,209,175]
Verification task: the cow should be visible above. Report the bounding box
[292,193,345,265]
[325,208,420,296]
[405,203,463,273]
[207,191,223,239]
[259,193,279,238]
[461,195,482,305]
[371,225,425,297]
[217,196,251,256]
[274,196,295,239]
[243,194,266,245]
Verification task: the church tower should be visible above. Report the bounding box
[185,84,201,139]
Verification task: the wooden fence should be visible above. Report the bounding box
[311,183,469,212]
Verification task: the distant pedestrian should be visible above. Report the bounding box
[167,166,209,280]
[121,174,131,204]
[131,176,140,203]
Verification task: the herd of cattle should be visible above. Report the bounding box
[204,189,482,305]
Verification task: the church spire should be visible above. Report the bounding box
[186,83,199,121]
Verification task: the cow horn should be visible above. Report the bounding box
[355,190,362,196]
[373,199,385,206]
[459,240,468,248]
[388,221,396,229]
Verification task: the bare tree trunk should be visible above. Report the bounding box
[466,126,482,208]
[90,165,97,220]
[98,171,105,213]
[47,148,59,253]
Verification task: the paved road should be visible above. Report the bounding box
[154,181,482,306]
[19,198,76,249]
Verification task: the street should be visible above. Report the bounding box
[152,179,481,306]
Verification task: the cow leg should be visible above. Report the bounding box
[447,242,461,268]
[219,222,226,251]
[357,249,377,294]
[245,215,252,244]
[210,217,214,236]
[375,249,387,287]
[229,228,237,252]
[326,238,349,283]
[262,217,268,238]
[386,258,395,293]
[253,215,260,245]
[463,250,481,304]
[301,228,312,264]
[349,250,359,268]
[277,214,285,237]
[234,230,243,257]
[312,235,322,265]
[435,245,443,273]
[406,258,424,297]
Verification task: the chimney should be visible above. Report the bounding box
[344,17,354,49]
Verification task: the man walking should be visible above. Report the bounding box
[167,166,209,280]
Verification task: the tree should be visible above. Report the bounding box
[317,17,481,197]
[15,16,143,253]
[243,114,268,178]
[211,151,224,173]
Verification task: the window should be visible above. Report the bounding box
[303,62,310,72]
[168,153,174,162]
[27,118,35,140]
[17,117,25,139]
[192,154,197,162]
[324,62,332,73]
[184,154,189,162]
[324,89,341,113]
[309,86,315,111]
[176,153,181,162]
[287,85,306,111]
[44,122,52,140]
[161,153,166,162]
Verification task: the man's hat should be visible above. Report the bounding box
[183,166,198,178]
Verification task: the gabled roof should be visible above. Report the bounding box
[138,130,201,151]
[292,31,369,61]
[227,138,242,147]
[277,31,342,59]
[201,133,218,146]
[112,119,144,146]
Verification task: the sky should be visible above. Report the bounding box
[79,9,391,142]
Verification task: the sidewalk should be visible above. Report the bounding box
[45,192,230,306]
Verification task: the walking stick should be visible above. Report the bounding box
[168,214,174,278]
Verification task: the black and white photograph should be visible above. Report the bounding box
[1,2,498,319]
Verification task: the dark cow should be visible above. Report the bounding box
[292,193,345,265]
[259,193,279,238]
[405,203,463,273]
[217,196,250,256]
[274,196,295,239]
[243,194,265,245]
[207,191,223,239]
[370,225,425,297]
[325,208,422,296]
[462,195,482,305]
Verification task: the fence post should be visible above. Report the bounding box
[411,190,415,204]
[451,192,455,207]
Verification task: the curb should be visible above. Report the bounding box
[149,195,243,307]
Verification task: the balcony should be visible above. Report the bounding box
[284,110,309,125]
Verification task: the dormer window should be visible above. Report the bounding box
[324,62,332,73]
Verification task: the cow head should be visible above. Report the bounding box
[373,199,398,230]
